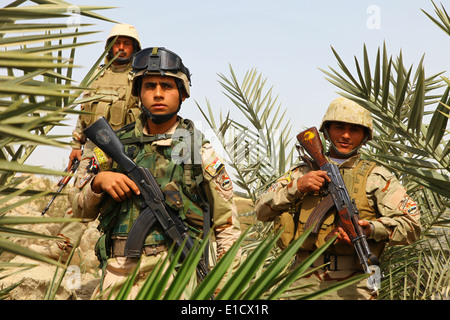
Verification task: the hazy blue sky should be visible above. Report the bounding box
[26,0,450,171]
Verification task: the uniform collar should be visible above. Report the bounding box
[326,153,361,168]
[109,61,132,73]
[134,116,182,146]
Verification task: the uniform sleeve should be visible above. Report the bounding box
[71,146,111,221]
[201,143,241,260]
[366,166,421,245]
[255,164,309,222]
[72,86,95,149]
[72,178,104,221]
[72,112,87,149]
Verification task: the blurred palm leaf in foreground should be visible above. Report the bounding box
[118,229,365,300]
[0,0,115,298]
[320,1,450,300]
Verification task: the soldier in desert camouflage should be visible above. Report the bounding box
[255,97,421,299]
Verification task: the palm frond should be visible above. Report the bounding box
[0,2,114,185]
[421,0,450,36]
[119,228,359,300]
[0,1,115,299]
[197,65,295,201]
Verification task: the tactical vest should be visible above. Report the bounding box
[96,118,209,253]
[295,159,385,257]
[80,64,140,130]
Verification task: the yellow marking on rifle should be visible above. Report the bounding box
[304,131,315,140]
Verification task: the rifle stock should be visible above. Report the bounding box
[296,127,328,167]
[296,127,379,291]
[84,117,209,281]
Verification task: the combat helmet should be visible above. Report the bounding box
[131,47,191,123]
[320,97,373,157]
[106,23,141,64]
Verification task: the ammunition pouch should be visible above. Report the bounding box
[273,211,297,250]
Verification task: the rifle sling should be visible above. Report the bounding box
[304,193,335,234]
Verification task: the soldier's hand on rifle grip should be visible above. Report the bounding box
[325,227,352,245]
[68,149,82,169]
[358,220,373,237]
[297,170,331,193]
[92,171,141,201]
[326,220,372,245]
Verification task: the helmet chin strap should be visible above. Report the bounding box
[140,103,180,124]
[112,50,138,65]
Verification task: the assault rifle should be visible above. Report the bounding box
[296,127,379,292]
[84,117,209,282]
[41,158,80,215]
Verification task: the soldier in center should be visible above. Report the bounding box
[72,47,241,299]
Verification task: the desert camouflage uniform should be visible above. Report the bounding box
[72,116,241,299]
[255,153,421,299]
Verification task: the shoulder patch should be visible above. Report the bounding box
[397,194,418,215]
[76,171,93,189]
[76,158,98,189]
[94,147,111,171]
[217,171,232,190]
[204,156,224,177]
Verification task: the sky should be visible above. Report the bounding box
[25,0,450,173]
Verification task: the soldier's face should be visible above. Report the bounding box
[112,36,134,63]
[139,75,185,117]
[327,122,366,158]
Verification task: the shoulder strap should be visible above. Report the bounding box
[352,160,376,195]
[179,119,211,265]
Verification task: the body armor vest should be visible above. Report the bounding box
[96,118,208,249]
[80,65,139,130]
[296,159,385,257]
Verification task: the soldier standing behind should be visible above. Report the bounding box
[255,97,421,299]
[32,24,141,261]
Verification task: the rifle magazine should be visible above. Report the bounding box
[304,193,335,233]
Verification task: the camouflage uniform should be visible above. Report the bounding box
[73,115,241,298]
[255,97,421,300]
[73,44,240,299]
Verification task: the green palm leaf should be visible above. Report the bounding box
[197,65,294,201]
[0,0,117,300]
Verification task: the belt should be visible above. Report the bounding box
[296,251,360,271]
[111,238,168,258]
